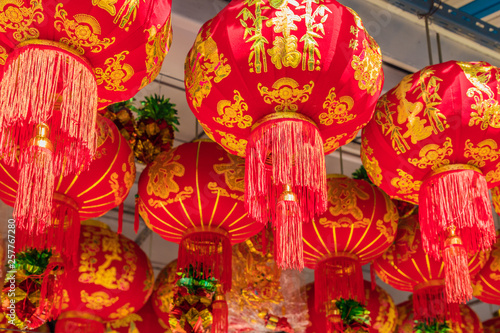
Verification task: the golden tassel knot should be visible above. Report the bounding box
[49,249,65,276]
[29,123,54,152]
[214,283,225,302]
[327,300,341,322]
[278,184,298,203]
[445,225,463,247]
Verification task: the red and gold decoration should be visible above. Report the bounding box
[483,315,500,333]
[103,99,137,149]
[105,300,171,333]
[0,0,173,258]
[472,231,500,305]
[395,299,482,332]
[227,229,309,332]
[306,280,397,333]
[373,214,488,324]
[184,0,384,269]
[137,141,263,305]
[55,220,154,333]
[302,175,397,326]
[362,61,500,303]
[0,307,50,333]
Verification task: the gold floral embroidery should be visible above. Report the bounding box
[140,19,172,89]
[123,151,135,191]
[199,122,215,141]
[0,0,43,42]
[207,182,244,201]
[361,137,382,186]
[390,169,421,195]
[239,0,330,73]
[92,0,143,31]
[318,216,370,229]
[54,4,115,54]
[0,45,7,65]
[108,313,142,330]
[491,187,500,215]
[408,137,453,170]
[485,162,500,183]
[81,291,119,310]
[351,38,383,96]
[146,149,184,199]
[109,173,125,205]
[214,90,252,128]
[323,133,347,152]
[215,130,247,157]
[258,78,314,112]
[109,303,135,319]
[464,139,500,167]
[374,95,408,155]
[319,88,355,125]
[327,176,369,220]
[376,218,396,243]
[147,187,194,208]
[213,153,245,192]
[94,51,134,91]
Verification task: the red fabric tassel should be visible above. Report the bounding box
[212,298,228,333]
[315,256,364,313]
[370,263,376,291]
[275,197,303,270]
[326,314,344,333]
[118,202,124,234]
[413,283,461,325]
[178,228,232,292]
[444,234,472,304]
[134,194,140,234]
[420,167,495,258]
[262,224,268,256]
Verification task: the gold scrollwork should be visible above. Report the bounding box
[318,216,370,229]
[213,153,245,192]
[258,78,314,112]
[109,172,126,205]
[146,149,185,199]
[140,19,172,89]
[361,137,382,187]
[54,3,115,55]
[376,218,396,243]
[92,0,143,31]
[390,169,421,196]
[199,122,215,141]
[0,0,43,42]
[327,177,370,220]
[109,303,135,320]
[319,88,355,125]
[486,162,500,183]
[215,130,247,157]
[94,51,134,91]
[81,291,118,310]
[464,139,500,168]
[214,90,253,129]
[323,133,347,153]
[351,38,383,96]
[207,182,244,201]
[0,45,7,65]
[408,137,453,170]
[147,186,194,208]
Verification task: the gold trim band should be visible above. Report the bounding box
[16,39,89,64]
[414,279,444,291]
[251,112,317,131]
[53,192,79,211]
[58,311,103,323]
[429,163,482,178]
[182,226,229,239]
[318,251,359,264]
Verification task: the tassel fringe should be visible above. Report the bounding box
[274,199,304,270]
[413,283,461,324]
[212,298,228,333]
[444,242,472,304]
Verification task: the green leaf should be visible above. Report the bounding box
[352,165,373,184]
[14,248,53,276]
[414,319,451,333]
[108,98,135,113]
[136,94,180,131]
[336,298,371,327]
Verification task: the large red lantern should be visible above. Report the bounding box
[0,0,172,255]
[184,0,384,269]
[373,215,488,324]
[55,220,154,333]
[395,300,482,332]
[472,231,500,304]
[151,260,176,331]
[484,316,500,332]
[362,61,500,303]
[302,175,398,325]
[306,280,398,333]
[138,141,263,330]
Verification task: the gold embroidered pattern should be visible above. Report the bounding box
[54,4,115,54]
[464,139,500,167]
[146,149,184,199]
[0,45,7,65]
[0,0,43,42]
[319,87,355,125]
[109,303,135,320]
[216,130,248,157]
[391,169,421,195]
[327,177,370,220]
[486,162,500,183]
[208,182,244,201]
[323,133,347,152]
[361,137,382,186]
[140,19,172,89]
[213,153,245,192]
[408,137,453,170]
[351,38,383,96]
[258,78,314,112]
[147,186,194,208]
[374,95,408,155]
[94,51,134,91]
[91,0,144,31]
[81,291,118,310]
[214,90,252,128]
[199,122,215,141]
[239,0,330,73]
[318,216,370,229]
[109,172,125,205]
[186,27,231,111]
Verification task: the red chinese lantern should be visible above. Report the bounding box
[395,300,482,332]
[105,300,170,333]
[362,61,500,303]
[138,140,264,331]
[472,231,500,304]
[0,0,172,257]
[184,0,384,269]
[302,175,398,327]
[55,220,154,333]
[373,215,488,324]
[483,316,500,333]
[306,281,398,333]
[151,260,176,330]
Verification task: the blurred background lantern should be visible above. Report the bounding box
[373,214,489,324]
[184,0,384,270]
[137,140,264,331]
[105,300,170,333]
[362,61,500,304]
[55,220,154,333]
[395,299,483,332]
[152,260,177,330]
[302,175,398,329]
[0,0,173,258]
[484,314,500,333]
[227,229,309,332]
[473,231,500,305]
[305,280,397,333]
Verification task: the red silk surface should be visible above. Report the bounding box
[483,316,500,333]
[473,231,500,305]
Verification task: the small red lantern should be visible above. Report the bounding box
[184,0,384,269]
[306,280,398,333]
[472,231,500,304]
[395,300,482,332]
[483,316,500,333]
[55,220,154,333]
[302,175,398,325]
[362,61,500,303]
[373,215,488,324]
[0,0,173,252]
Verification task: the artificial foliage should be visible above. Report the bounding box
[351,166,372,184]
[337,298,371,328]
[414,320,451,333]
[14,249,53,276]
[104,98,137,149]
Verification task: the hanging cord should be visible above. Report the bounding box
[436,33,443,63]
[339,147,344,175]
[417,0,443,66]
